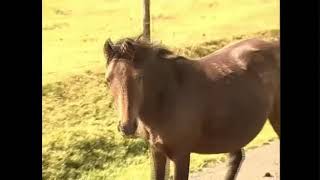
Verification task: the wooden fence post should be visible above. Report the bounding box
[142,0,151,41]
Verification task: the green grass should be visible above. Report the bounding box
[43,0,279,84]
[43,0,279,179]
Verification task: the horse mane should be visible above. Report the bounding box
[111,36,185,62]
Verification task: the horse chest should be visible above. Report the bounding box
[147,131,173,156]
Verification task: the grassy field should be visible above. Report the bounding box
[43,0,279,179]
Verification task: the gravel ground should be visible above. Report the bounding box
[190,140,280,180]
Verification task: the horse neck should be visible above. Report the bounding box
[139,56,195,125]
[148,55,196,92]
[142,58,177,105]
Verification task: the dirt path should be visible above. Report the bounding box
[190,140,280,180]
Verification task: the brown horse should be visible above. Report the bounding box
[103,37,280,180]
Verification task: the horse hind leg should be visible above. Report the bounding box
[268,90,280,138]
[225,149,245,180]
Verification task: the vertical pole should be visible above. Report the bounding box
[143,0,151,41]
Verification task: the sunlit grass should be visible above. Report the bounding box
[43,0,279,179]
[43,0,279,84]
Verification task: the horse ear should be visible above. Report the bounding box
[135,34,144,41]
[104,38,114,63]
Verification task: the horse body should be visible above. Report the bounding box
[138,38,279,155]
[104,37,280,180]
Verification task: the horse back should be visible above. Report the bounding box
[198,38,279,83]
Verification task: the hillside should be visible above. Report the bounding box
[43,0,279,179]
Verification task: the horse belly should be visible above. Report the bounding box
[192,116,267,154]
[191,91,272,153]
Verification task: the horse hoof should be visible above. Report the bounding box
[264,172,273,177]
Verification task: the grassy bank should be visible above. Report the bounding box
[43,0,279,179]
[43,0,279,84]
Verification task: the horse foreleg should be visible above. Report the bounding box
[225,149,245,180]
[172,153,190,180]
[150,147,168,180]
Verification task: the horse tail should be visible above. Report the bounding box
[268,86,280,138]
[268,40,280,138]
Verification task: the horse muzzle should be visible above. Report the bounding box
[118,120,138,136]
